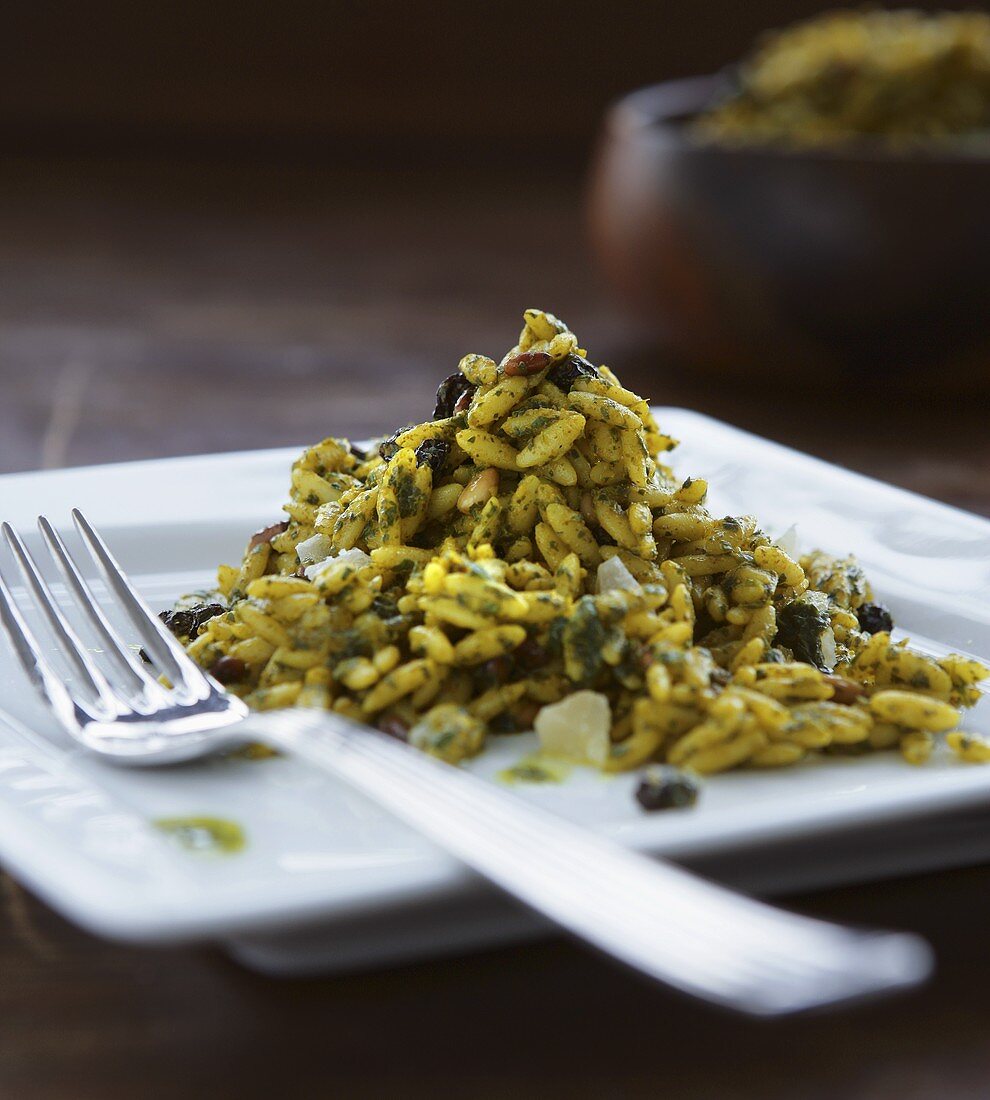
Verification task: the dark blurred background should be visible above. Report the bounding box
[1,1,846,157]
[2,0,983,512]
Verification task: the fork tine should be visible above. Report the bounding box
[37,516,171,709]
[70,509,212,699]
[1,523,123,716]
[0,556,99,731]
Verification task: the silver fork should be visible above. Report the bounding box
[0,510,933,1015]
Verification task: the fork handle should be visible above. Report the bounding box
[251,709,931,1015]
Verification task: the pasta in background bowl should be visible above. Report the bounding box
[588,10,990,384]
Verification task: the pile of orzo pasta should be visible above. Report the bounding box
[169,310,989,792]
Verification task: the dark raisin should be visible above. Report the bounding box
[476,657,512,688]
[513,638,549,670]
[379,425,414,463]
[138,647,153,665]
[547,354,599,391]
[503,350,552,377]
[514,701,540,730]
[248,521,288,551]
[433,373,476,420]
[159,603,225,640]
[209,655,247,684]
[692,606,719,643]
[377,716,409,741]
[488,712,518,734]
[856,603,893,635]
[634,766,700,812]
[415,438,451,477]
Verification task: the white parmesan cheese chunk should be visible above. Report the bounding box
[596,555,640,595]
[820,626,838,672]
[304,546,371,582]
[296,533,333,566]
[774,524,799,558]
[534,690,612,767]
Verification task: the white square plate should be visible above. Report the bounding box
[1,409,988,974]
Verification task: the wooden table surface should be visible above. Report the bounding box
[1,156,989,1099]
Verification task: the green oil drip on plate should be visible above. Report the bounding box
[497,756,572,786]
[227,742,280,762]
[153,816,246,855]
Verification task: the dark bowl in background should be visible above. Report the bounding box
[588,77,990,384]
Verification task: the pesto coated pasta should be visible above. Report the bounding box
[695,9,990,149]
[165,309,989,788]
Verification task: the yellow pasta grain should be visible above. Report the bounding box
[361,659,436,714]
[336,657,380,691]
[453,626,527,666]
[467,376,531,427]
[685,728,768,775]
[458,353,498,386]
[516,413,586,468]
[500,405,566,440]
[251,683,303,710]
[534,521,568,572]
[900,730,935,765]
[539,455,578,486]
[427,482,463,520]
[668,695,746,765]
[455,429,520,471]
[394,416,462,451]
[409,624,457,664]
[421,596,494,632]
[544,502,602,567]
[947,732,990,763]
[673,477,708,505]
[593,497,639,552]
[753,544,805,588]
[869,690,959,732]
[568,390,641,431]
[373,645,402,675]
[752,742,805,767]
[370,545,434,570]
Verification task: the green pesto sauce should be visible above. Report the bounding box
[153,816,246,855]
[227,742,281,761]
[497,756,572,786]
[394,479,425,518]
